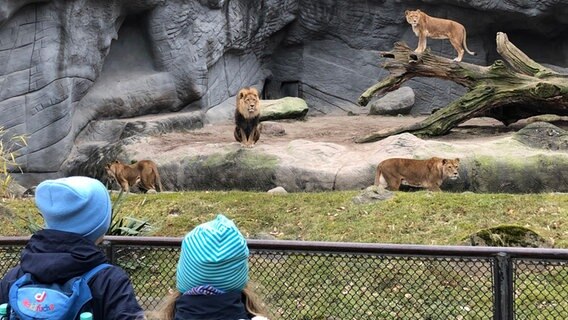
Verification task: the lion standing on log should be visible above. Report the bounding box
[234,87,261,148]
[405,9,475,62]
[105,160,163,193]
[375,157,460,192]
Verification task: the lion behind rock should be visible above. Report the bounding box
[234,87,261,148]
[375,157,460,192]
[405,9,475,62]
[105,160,163,193]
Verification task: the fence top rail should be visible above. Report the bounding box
[2,236,568,260]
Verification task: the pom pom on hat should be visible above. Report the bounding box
[176,214,249,293]
[35,176,111,242]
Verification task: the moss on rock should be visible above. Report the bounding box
[463,225,552,248]
[467,154,568,193]
[260,97,309,121]
[165,149,279,191]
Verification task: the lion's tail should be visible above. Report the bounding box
[374,165,382,186]
[463,30,476,56]
[153,166,163,192]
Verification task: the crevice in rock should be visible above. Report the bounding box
[78,9,179,120]
[99,11,158,78]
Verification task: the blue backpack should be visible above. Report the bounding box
[7,263,111,320]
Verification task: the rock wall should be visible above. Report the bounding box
[1,0,567,184]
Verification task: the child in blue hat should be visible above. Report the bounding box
[151,214,270,320]
[0,176,145,320]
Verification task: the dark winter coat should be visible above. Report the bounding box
[0,229,145,320]
[174,291,255,320]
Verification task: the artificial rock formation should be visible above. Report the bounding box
[0,0,567,186]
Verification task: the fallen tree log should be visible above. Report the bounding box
[356,32,568,143]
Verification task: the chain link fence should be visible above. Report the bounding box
[1,237,568,319]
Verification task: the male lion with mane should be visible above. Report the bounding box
[405,9,475,62]
[234,87,261,148]
[105,159,163,193]
[375,157,460,192]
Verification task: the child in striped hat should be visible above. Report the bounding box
[151,214,269,320]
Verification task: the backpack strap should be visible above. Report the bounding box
[73,263,112,319]
[82,263,112,283]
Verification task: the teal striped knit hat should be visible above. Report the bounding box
[176,214,249,293]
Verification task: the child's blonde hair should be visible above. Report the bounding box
[146,284,269,320]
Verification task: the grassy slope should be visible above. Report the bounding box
[3,191,567,247]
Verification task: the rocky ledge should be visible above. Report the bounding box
[106,118,568,194]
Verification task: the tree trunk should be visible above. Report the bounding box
[356,32,568,143]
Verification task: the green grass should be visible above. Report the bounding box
[3,190,568,247]
[3,191,568,319]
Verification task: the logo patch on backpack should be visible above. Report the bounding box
[8,264,110,319]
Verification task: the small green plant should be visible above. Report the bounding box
[107,191,151,236]
[106,191,152,272]
[19,212,43,234]
[2,204,42,235]
[0,127,26,198]
[109,216,150,236]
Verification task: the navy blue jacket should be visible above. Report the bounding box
[174,291,254,320]
[0,229,144,320]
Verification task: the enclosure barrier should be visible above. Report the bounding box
[1,236,568,320]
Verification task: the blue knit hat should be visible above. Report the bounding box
[176,214,249,293]
[35,176,111,242]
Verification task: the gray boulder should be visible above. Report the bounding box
[267,186,288,194]
[513,122,568,151]
[260,122,286,136]
[352,186,394,204]
[369,87,415,116]
[260,98,309,121]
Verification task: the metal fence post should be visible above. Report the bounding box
[494,252,514,320]
[103,238,115,264]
